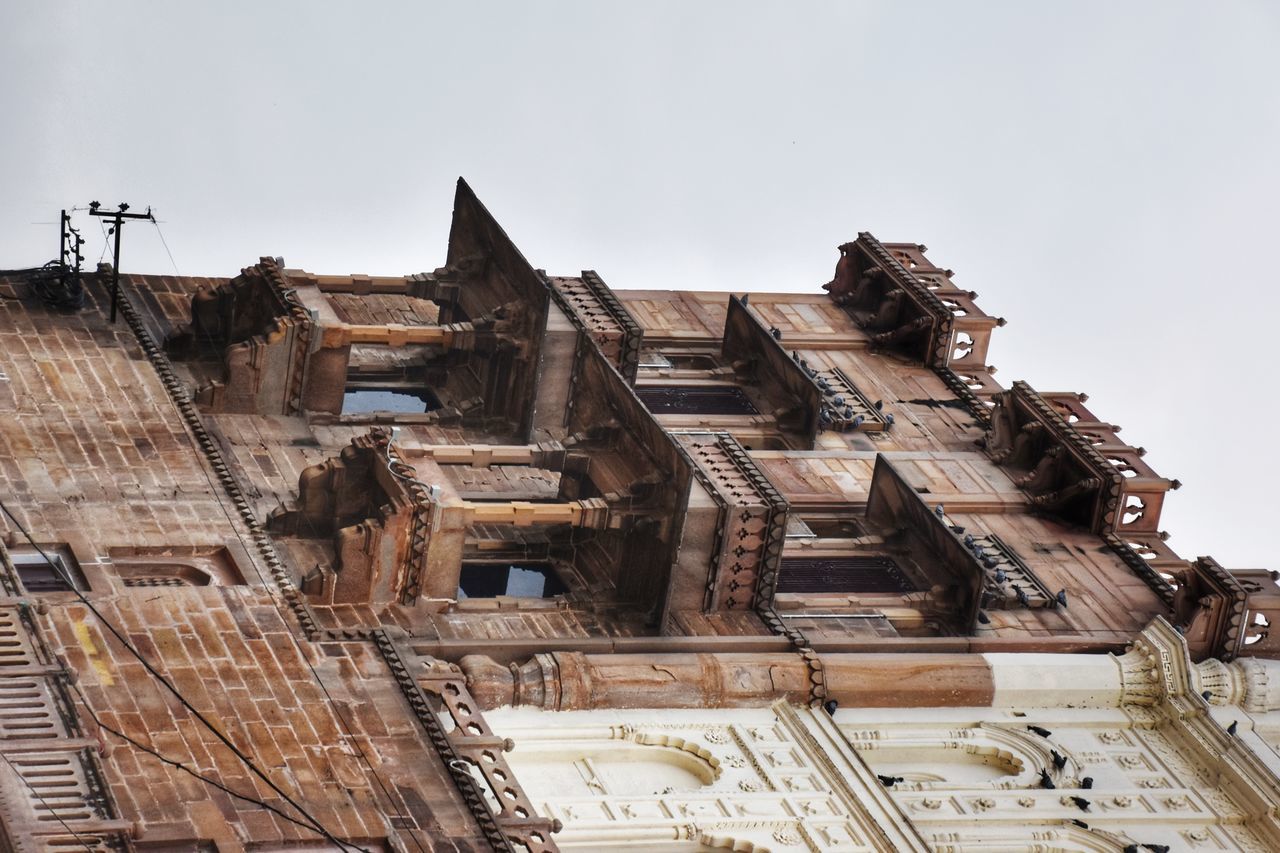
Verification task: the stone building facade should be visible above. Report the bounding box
[0,179,1275,850]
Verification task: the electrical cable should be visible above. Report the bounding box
[128,297,431,852]
[0,498,360,852]
[0,751,96,851]
[150,213,180,275]
[96,221,111,264]
[145,392,429,852]
[108,279,426,850]
[63,679,325,837]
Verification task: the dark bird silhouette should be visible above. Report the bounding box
[1124,846,1140,853]
[823,699,838,716]
[1055,589,1069,608]
[1144,846,1170,853]
[934,504,946,518]
[1080,776,1093,789]
[1201,690,1213,701]
[1039,769,1055,789]
[1070,819,1089,829]
[876,774,903,787]
[1051,749,1067,770]
[1070,796,1091,811]
[769,326,782,340]
[885,412,895,427]
[977,610,990,625]
[1027,725,1052,738]
[1014,584,1030,607]
[874,399,884,411]
[1227,720,1238,735]
[993,569,1007,584]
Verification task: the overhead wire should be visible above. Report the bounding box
[0,751,96,851]
[128,271,430,850]
[63,679,326,837]
[6,212,426,848]
[149,211,180,275]
[0,498,360,852]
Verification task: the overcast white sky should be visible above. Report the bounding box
[3,2,1277,569]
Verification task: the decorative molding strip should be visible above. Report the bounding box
[1104,535,1177,607]
[373,630,516,851]
[813,366,889,432]
[112,271,320,638]
[934,365,994,425]
[973,533,1056,611]
[548,271,643,385]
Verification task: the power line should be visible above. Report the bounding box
[0,751,96,851]
[0,498,361,852]
[150,213,180,275]
[64,679,325,837]
[181,425,431,851]
[125,312,429,848]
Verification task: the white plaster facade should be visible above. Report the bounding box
[485,620,1280,852]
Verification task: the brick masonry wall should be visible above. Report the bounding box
[0,273,488,849]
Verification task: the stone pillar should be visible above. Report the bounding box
[462,651,998,711]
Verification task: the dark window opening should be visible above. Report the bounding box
[794,518,863,539]
[12,551,86,594]
[636,385,758,415]
[778,556,914,594]
[458,562,567,599]
[665,354,720,370]
[342,386,442,414]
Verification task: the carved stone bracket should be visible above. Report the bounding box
[825,234,955,367]
[983,383,1119,531]
[1114,617,1199,708]
[374,631,560,852]
[1172,556,1250,662]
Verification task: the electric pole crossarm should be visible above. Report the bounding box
[86,202,155,323]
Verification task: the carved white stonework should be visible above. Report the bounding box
[1232,656,1280,712]
[482,620,1280,851]
[1115,640,1163,706]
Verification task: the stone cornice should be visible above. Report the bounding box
[1120,618,1280,844]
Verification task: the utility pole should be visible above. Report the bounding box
[88,201,154,323]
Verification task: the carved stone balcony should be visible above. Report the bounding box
[982,381,1180,536]
[722,294,823,447]
[167,257,316,415]
[824,234,1004,370]
[865,456,985,632]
